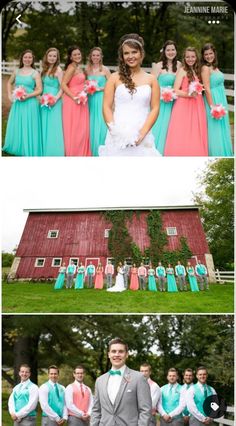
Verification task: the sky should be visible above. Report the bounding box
[1,157,213,252]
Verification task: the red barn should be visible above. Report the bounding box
[10,206,215,281]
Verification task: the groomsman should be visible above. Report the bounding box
[140,363,161,425]
[195,261,209,290]
[123,260,130,289]
[175,261,187,291]
[39,365,67,425]
[65,365,93,425]
[138,262,147,290]
[105,260,114,288]
[91,337,152,425]
[66,261,76,289]
[8,364,39,426]
[157,368,185,426]
[156,262,166,291]
[181,369,194,424]
[187,367,216,426]
[86,261,95,288]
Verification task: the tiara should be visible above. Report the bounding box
[122,38,143,48]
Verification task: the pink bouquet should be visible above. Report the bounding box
[188,81,204,96]
[76,90,88,105]
[12,86,27,101]
[160,86,177,102]
[210,104,227,120]
[41,93,56,108]
[85,79,98,95]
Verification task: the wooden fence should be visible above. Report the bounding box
[215,269,235,283]
[214,406,234,426]
[2,60,234,112]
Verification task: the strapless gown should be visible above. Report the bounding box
[99,84,161,156]
[88,75,108,156]
[107,272,126,292]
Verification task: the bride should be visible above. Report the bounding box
[107,262,126,292]
[99,33,161,156]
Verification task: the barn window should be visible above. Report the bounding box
[69,258,79,266]
[104,229,110,238]
[47,230,59,239]
[35,258,45,267]
[52,258,62,267]
[166,227,178,236]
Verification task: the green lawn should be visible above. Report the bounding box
[2,282,234,313]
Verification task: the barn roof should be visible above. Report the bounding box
[23,205,201,213]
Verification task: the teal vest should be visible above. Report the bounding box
[157,266,165,276]
[182,384,192,416]
[176,265,185,275]
[13,381,37,416]
[42,382,65,418]
[193,383,213,416]
[67,265,75,274]
[161,384,182,418]
[87,265,94,275]
[196,265,206,275]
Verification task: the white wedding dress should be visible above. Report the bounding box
[107,268,126,292]
[99,84,161,156]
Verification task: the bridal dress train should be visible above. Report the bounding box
[107,270,126,292]
[99,84,161,156]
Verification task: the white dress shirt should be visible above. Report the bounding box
[8,379,39,420]
[148,379,161,409]
[65,381,93,417]
[39,380,68,421]
[187,382,216,422]
[107,365,126,405]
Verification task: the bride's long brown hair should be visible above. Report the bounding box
[118,33,145,94]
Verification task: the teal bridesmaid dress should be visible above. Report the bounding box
[54,267,66,290]
[148,269,157,291]
[187,267,199,292]
[166,268,178,292]
[87,75,108,156]
[3,71,43,156]
[152,73,176,154]
[41,76,64,156]
[204,71,233,156]
[75,266,85,289]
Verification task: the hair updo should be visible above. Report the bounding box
[118,33,145,94]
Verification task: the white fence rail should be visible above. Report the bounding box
[215,269,235,283]
[2,61,234,112]
[214,406,234,426]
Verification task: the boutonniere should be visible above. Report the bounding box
[123,373,132,383]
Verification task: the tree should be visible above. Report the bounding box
[2,251,14,267]
[193,159,234,269]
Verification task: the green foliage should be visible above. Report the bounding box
[194,159,234,269]
[2,252,14,267]
[146,210,168,264]
[162,237,193,266]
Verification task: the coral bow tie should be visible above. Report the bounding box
[109,370,121,376]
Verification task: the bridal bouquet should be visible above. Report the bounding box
[210,104,227,120]
[40,93,56,108]
[109,122,139,149]
[160,86,177,102]
[76,90,88,105]
[84,79,98,95]
[188,81,204,96]
[12,86,27,101]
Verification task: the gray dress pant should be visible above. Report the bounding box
[66,273,74,288]
[158,276,166,291]
[161,418,184,426]
[68,415,89,425]
[197,275,209,290]
[139,275,146,290]
[123,273,128,289]
[106,274,113,288]
[87,275,93,288]
[41,418,59,426]
[177,275,187,290]
[14,417,36,426]
[189,416,208,426]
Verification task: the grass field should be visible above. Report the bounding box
[2,282,234,313]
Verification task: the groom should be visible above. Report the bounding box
[90,337,152,426]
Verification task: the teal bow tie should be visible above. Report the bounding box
[109,370,121,376]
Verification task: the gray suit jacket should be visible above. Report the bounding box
[90,366,152,426]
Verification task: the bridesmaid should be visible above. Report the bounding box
[151,40,181,154]
[3,49,43,156]
[41,47,64,156]
[61,45,91,156]
[85,47,111,156]
[130,263,139,291]
[75,262,85,289]
[201,43,233,156]
[94,262,104,289]
[148,263,157,292]
[164,47,208,156]
[186,262,199,292]
[54,262,66,290]
[166,263,178,292]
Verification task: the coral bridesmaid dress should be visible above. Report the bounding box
[130,267,139,291]
[164,76,208,156]
[62,73,91,156]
